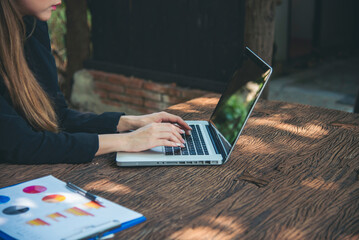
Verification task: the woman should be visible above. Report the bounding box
[0,0,190,164]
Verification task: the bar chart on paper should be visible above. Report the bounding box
[65,207,94,216]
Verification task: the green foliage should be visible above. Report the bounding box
[215,93,250,144]
[213,81,264,144]
[47,4,92,68]
[48,4,67,63]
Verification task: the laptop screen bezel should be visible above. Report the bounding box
[208,47,273,163]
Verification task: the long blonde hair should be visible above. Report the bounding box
[0,0,58,132]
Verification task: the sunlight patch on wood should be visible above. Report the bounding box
[170,216,245,240]
[236,135,272,154]
[251,118,329,138]
[301,178,339,190]
[211,216,246,233]
[277,226,306,239]
[84,180,133,194]
[169,96,219,113]
[170,226,236,240]
[189,96,220,105]
[169,104,201,113]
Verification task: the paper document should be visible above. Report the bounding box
[0,175,145,240]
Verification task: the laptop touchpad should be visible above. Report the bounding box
[138,146,163,154]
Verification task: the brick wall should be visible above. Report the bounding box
[82,70,211,114]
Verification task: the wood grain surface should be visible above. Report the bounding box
[1,94,359,240]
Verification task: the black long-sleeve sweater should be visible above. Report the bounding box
[0,17,124,164]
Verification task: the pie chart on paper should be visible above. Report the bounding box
[0,195,10,204]
[42,194,66,203]
[23,185,47,194]
[2,206,29,215]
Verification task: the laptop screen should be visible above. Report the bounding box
[209,48,272,157]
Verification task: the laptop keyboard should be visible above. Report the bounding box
[164,124,209,156]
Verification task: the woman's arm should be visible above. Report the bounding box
[0,95,98,164]
[54,91,124,134]
[96,111,192,156]
[1,94,189,164]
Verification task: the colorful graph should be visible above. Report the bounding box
[0,195,10,204]
[23,185,47,194]
[47,212,67,222]
[42,194,66,203]
[27,218,50,226]
[84,201,105,209]
[2,206,29,215]
[65,207,94,216]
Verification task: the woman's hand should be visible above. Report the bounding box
[96,122,187,155]
[96,112,192,156]
[118,122,186,152]
[117,111,192,134]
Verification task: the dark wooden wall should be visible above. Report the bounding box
[87,0,245,92]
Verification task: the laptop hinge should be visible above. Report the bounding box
[206,125,227,160]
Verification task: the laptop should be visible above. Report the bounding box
[116,47,272,167]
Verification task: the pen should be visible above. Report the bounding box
[66,182,97,202]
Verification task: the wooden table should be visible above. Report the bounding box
[1,95,359,239]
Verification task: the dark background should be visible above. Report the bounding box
[87,0,246,92]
